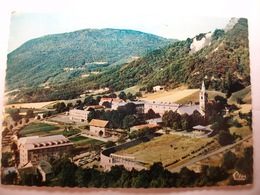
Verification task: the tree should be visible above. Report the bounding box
[20,171,42,186]
[87,110,96,122]
[75,167,91,187]
[162,110,181,128]
[180,113,191,131]
[212,29,225,40]
[1,152,13,167]
[218,130,234,146]
[222,150,237,170]
[146,109,159,119]
[108,93,117,98]
[126,92,135,101]
[118,91,127,101]
[176,167,196,187]
[124,103,137,115]
[54,102,67,113]
[2,171,17,185]
[129,130,138,140]
[26,109,34,118]
[122,115,136,130]
[105,141,116,148]
[135,92,142,98]
[235,147,253,177]
[52,158,78,187]
[133,170,150,188]
[10,109,21,122]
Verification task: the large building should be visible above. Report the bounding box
[69,109,90,122]
[144,81,207,116]
[144,101,180,115]
[18,135,73,167]
[112,101,145,114]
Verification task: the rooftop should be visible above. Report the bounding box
[89,119,109,128]
[19,135,73,150]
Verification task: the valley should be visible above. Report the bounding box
[1,17,253,188]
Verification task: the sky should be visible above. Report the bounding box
[8,12,230,52]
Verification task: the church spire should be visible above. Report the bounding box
[199,80,206,116]
[201,80,205,92]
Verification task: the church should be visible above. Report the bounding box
[144,81,207,116]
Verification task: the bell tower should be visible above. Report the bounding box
[199,80,206,116]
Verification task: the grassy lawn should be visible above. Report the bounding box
[116,134,214,168]
[69,136,104,147]
[18,123,60,137]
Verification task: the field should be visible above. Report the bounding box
[5,101,58,109]
[69,136,104,147]
[140,86,226,104]
[116,134,215,168]
[18,123,61,137]
[141,86,199,103]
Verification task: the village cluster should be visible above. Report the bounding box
[2,81,225,183]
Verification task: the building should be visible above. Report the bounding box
[18,135,73,167]
[111,101,145,114]
[144,101,180,116]
[153,85,164,92]
[69,109,90,122]
[144,81,207,117]
[89,119,110,137]
[199,80,206,116]
[99,98,125,108]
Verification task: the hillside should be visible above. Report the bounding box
[6,18,250,103]
[89,18,250,94]
[6,28,175,91]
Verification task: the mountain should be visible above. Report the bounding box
[88,18,250,95]
[6,28,175,91]
[6,18,250,103]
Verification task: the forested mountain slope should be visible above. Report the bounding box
[6,28,175,90]
[6,18,250,103]
[91,18,250,96]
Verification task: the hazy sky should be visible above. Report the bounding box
[8,12,230,52]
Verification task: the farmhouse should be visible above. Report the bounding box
[89,119,110,137]
[69,109,90,122]
[18,135,73,167]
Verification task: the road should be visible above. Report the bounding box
[169,134,252,172]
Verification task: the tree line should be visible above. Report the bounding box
[2,146,252,187]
